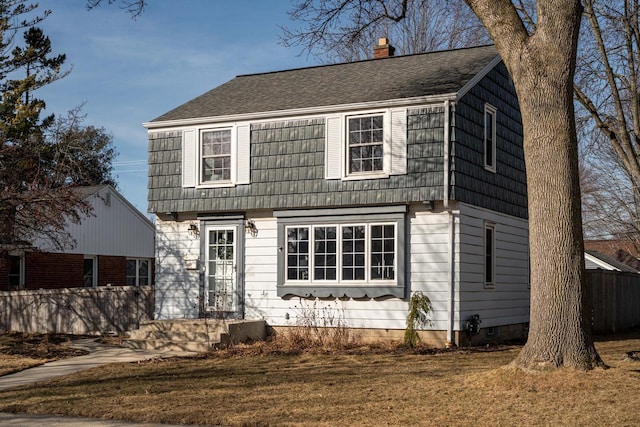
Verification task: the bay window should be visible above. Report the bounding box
[277,206,405,298]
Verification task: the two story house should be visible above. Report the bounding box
[145,42,529,346]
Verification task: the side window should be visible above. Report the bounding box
[83,256,97,287]
[138,260,150,286]
[126,259,137,286]
[8,255,24,290]
[201,128,232,183]
[484,104,497,172]
[286,227,310,281]
[126,259,151,286]
[347,114,384,174]
[484,222,496,288]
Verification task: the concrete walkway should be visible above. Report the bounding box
[0,338,196,426]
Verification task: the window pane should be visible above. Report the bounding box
[348,115,384,173]
[201,129,232,182]
[371,225,395,280]
[286,227,309,281]
[485,226,494,283]
[313,227,337,281]
[8,256,21,289]
[126,260,137,286]
[139,260,149,286]
[342,225,366,281]
[83,258,94,287]
[485,110,495,168]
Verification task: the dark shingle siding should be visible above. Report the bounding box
[152,46,498,122]
[148,111,444,213]
[451,62,527,218]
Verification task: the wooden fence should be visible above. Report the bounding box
[587,270,640,334]
[0,286,153,335]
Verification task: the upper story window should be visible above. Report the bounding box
[325,108,408,180]
[484,104,497,172]
[348,114,384,174]
[201,129,231,182]
[181,124,250,189]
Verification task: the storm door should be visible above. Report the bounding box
[205,228,238,315]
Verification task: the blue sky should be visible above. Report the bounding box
[35,1,317,216]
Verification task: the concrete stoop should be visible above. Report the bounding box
[122,319,267,353]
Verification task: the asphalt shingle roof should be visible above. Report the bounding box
[152,45,499,123]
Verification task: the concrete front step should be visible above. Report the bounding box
[128,330,218,342]
[123,319,267,353]
[123,338,213,353]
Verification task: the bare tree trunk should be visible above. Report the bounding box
[466,0,604,369]
[515,73,601,369]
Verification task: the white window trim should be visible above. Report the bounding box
[484,222,496,289]
[326,107,408,180]
[197,125,236,188]
[284,222,397,286]
[182,122,250,189]
[484,103,497,173]
[345,112,388,179]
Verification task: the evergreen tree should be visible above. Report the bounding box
[0,1,117,251]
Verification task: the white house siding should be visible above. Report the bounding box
[35,186,155,258]
[457,202,529,329]
[408,206,459,331]
[243,206,453,331]
[154,218,200,319]
[155,204,528,332]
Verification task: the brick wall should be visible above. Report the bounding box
[0,252,153,290]
[98,255,126,286]
[0,255,8,290]
[25,252,84,289]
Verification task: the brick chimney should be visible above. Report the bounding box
[373,37,395,59]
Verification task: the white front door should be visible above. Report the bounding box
[205,227,237,314]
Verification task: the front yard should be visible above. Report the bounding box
[0,333,87,376]
[0,331,639,426]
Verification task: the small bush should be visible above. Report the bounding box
[404,292,433,348]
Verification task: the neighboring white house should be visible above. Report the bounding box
[585,250,639,273]
[145,43,530,346]
[2,185,155,290]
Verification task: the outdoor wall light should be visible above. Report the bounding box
[245,219,258,236]
[188,223,200,237]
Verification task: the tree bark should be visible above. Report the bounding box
[465,0,604,369]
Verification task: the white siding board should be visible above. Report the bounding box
[457,203,529,327]
[155,218,200,320]
[34,186,154,258]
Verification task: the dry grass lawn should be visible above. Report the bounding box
[0,333,88,376]
[0,331,639,426]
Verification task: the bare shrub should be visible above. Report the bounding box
[278,298,360,351]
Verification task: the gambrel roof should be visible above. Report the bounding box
[151,45,499,123]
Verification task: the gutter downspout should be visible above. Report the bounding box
[443,100,456,348]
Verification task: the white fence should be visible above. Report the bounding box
[0,286,154,335]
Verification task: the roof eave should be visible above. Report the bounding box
[143,93,458,130]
